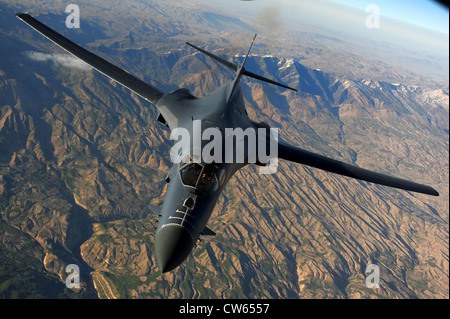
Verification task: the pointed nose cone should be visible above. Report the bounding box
[155,225,195,273]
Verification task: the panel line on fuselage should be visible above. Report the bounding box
[169,215,195,230]
[158,223,195,242]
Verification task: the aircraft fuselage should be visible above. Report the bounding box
[16,14,438,275]
[154,83,259,272]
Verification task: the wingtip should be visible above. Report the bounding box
[430,189,440,196]
[16,13,32,22]
[420,186,439,196]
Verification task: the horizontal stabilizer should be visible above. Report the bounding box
[186,42,237,72]
[243,69,297,91]
[186,40,297,92]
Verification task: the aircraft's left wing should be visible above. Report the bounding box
[277,140,439,196]
[16,13,164,105]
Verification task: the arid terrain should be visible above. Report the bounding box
[0,0,448,298]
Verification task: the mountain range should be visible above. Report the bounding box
[0,0,448,298]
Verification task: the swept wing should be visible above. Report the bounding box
[16,13,164,105]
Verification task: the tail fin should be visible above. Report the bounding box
[226,34,257,102]
[186,35,297,102]
[240,34,258,76]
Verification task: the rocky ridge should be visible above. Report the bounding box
[0,1,448,298]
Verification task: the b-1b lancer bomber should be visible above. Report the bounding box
[16,13,439,273]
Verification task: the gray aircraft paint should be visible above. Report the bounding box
[16,13,439,273]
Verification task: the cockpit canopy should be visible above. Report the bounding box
[180,162,218,193]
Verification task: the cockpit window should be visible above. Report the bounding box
[180,163,202,187]
[197,168,217,193]
[180,163,218,193]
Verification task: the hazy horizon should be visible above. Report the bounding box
[190,0,448,56]
[188,0,448,84]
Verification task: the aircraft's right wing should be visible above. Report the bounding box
[16,13,164,105]
[277,140,439,196]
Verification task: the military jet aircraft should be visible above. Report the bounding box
[16,13,439,273]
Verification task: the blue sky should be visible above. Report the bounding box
[332,0,449,34]
[194,0,448,54]
[200,0,448,35]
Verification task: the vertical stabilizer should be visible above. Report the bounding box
[186,34,297,102]
[226,34,257,102]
